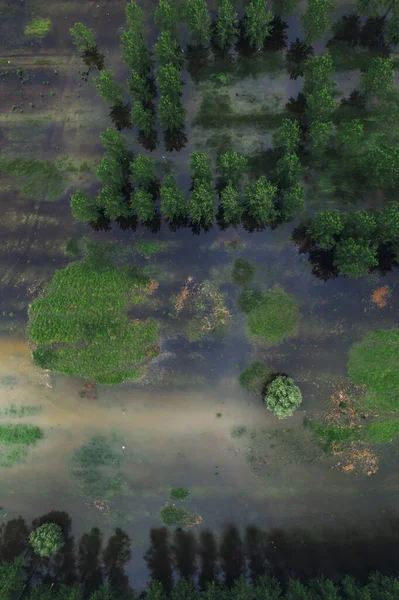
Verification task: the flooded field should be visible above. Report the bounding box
[2,0,399,590]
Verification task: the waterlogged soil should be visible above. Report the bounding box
[2,0,399,587]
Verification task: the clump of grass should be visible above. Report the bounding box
[0,158,67,201]
[311,423,361,451]
[238,285,299,345]
[160,504,201,527]
[0,403,42,418]
[0,447,28,468]
[28,256,159,384]
[365,420,399,444]
[238,362,273,395]
[348,328,399,411]
[231,426,247,438]
[231,258,256,286]
[169,487,190,500]
[25,18,52,38]
[0,424,43,445]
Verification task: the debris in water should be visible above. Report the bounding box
[371,285,390,308]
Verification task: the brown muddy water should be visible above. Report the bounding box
[2,0,399,588]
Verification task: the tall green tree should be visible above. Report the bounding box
[130,155,156,189]
[216,0,239,50]
[221,183,244,222]
[155,0,180,35]
[386,5,399,43]
[337,120,364,155]
[274,153,304,187]
[120,1,152,74]
[131,188,156,221]
[100,128,129,162]
[184,0,212,44]
[97,185,130,219]
[29,523,64,558]
[360,57,394,100]
[377,201,399,242]
[305,86,335,121]
[190,152,213,184]
[301,0,334,44]
[96,157,125,187]
[70,22,97,52]
[244,176,278,224]
[219,151,248,184]
[128,71,153,103]
[160,174,187,220]
[93,71,124,105]
[303,53,334,96]
[244,0,273,48]
[272,0,297,15]
[188,183,216,225]
[272,119,301,153]
[0,558,25,600]
[158,95,186,130]
[361,144,399,187]
[334,238,378,278]
[125,0,145,28]
[154,30,181,67]
[281,183,304,219]
[308,120,334,157]
[70,191,100,222]
[307,210,343,249]
[131,102,154,135]
[156,63,182,99]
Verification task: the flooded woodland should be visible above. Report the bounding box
[3,0,399,593]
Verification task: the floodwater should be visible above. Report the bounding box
[2,0,399,589]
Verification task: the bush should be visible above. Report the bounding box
[170,487,190,500]
[231,258,255,286]
[265,375,302,419]
[29,523,64,557]
[160,504,189,527]
[238,362,273,395]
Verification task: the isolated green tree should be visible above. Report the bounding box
[334,238,378,278]
[128,71,153,103]
[245,176,278,224]
[29,523,64,558]
[301,0,333,44]
[96,157,124,187]
[184,0,212,44]
[360,57,394,100]
[70,22,97,52]
[306,86,335,121]
[156,63,182,99]
[281,183,304,220]
[308,120,334,157]
[274,153,303,187]
[125,0,145,29]
[158,95,185,130]
[130,155,156,189]
[377,201,399,242]
[337,120,364,155]
[221,183,244,223]
[120,28,152,74]
[160,174,187,220]
[308,210,343,249]
[97,185,130,219]
[244,0,273,49]
[216,0,239,50]
[188,184,216,225]
[70,191,100,222]
[154,30,181,67]
[272,0,297,15]
[265,375,302,419]
[131,102,154,136]
[100,128,129,162]
[272,119,301,153]
[190,152,213,184]
[219,151,248,185]
[131,188,156,221]
[93,71,124,105]
[155,0,180,34]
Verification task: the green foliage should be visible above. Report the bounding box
[170,487,190,500]
[231,258,255,285]
[184,0,212,44]
[366,420,399,443]
[312,423,361,450]
[216,0,238,50]
[160,504,189,526]
[93,71,124,105]
[333,238,378,278]
[0,424,43,445]
[221,183,243,223]
[120,28,152,74]
[301,0,333,44]
[154,30,181,67]
[155,0,180,34]
[239,285,299,344]
[190,152,213,184]
[348,328,399,408]
[156,64,182,100]
[131,188,156,221]
[308,120,334,157]
[272,0,297,14]
[97,185,131,219]
[0,558,25,600]
[377,201,399,242]
[96,157,124,187]
[70,22,96,52]
[244,0,273,49]
[0,157,67,201]
[188,184,216,225]
[306,87,335,122]
[0,403,42,418]
[158,95,185,130]
[272,119,300,153]
[307,210,343,249]
[128,71,153,103]
[28,258,159,384]
[219,151,248,185]
[100,128,129,162]
[386,5,399,44]
[130,155,155,189]
[70,190,100,223]
[125,0,145,28]
[25,18,52,38]
[337,120,364,156]
[244,176,278,225]
[360,144,399,188]
[160,174,187,220]
[344,211,377,239]
[281,183,304,220]
[131,102,154,135]
[238,361,273,394]
[29,523,64,558]
[303,53,334,96]
[265,375,302,419]
[361,57,394,100]
[274,153,303,187]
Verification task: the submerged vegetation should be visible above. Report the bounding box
[238,362,273,395]
[0,424,44,468]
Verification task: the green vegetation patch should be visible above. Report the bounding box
[160,504,200,527]
[0,424,44,468]
[348,328,399,410]
[366,420,399,444]
[28,256,160,384]
[311,423,361,451]
[265,375,302,419]
[169,487,190,500]
[231,258,256,286]
[238,362,273,395]
[238,285,299,345]
[25,18,52,38]
[0,403,42,418]
[0,158,67,201]
[133,240,169,257]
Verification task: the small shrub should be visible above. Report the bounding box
[160,504,188,527]
[231,258,255,286]
[265,375,302,419]
[231,426,247,438]
[29,523,64,557]
[169,487,190,500]
[238,362,273,395]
